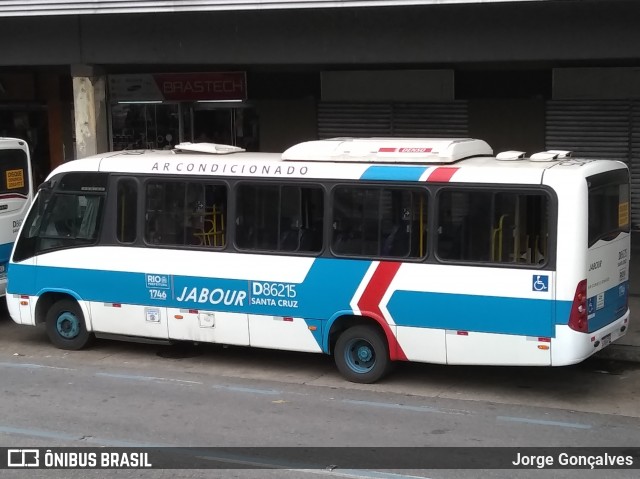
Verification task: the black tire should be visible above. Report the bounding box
[45,299,94,350]
[334,325,390,384]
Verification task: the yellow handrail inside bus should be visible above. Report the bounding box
[491,214,508,261]
[194,204,225,247]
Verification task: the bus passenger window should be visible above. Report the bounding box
[235,183,323,254]
[188,183,227,248]
[144,180,227,248]
[145,181,186,245]
[117,179,137,243]
[436,189,549,265]
[332,186,428,259]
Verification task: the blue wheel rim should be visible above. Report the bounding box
[56,311,80,340]
[344,338,376,373]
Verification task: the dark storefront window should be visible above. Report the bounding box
[110,103,180,151]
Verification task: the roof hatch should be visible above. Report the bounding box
[174,142,245,155]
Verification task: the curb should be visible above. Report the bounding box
[595,344,640,364]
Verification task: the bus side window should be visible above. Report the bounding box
[235,183,323,254]
[116,179,137,243]
[332,186,427,259]
[144,181,186,246]
[437,189,549,265]
[191,183,227,248]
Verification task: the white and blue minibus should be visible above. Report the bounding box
[1,137,33,297]
[6,138,630,383]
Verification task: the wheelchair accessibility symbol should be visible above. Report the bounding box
[588,297,595,315]
[532,275,549,292]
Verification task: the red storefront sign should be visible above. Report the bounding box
[153,72,246,101]
[108,72,247,102]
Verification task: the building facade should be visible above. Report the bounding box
[2,0,640,225]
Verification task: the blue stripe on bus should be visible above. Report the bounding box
[10,260,567,340]
[387,290,560,338]
[0,242,13,263]
[8,259,371,332]
[555,301,572,327]
[360,166,428,181]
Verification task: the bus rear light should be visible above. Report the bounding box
[457,331,468,336]
[538,345,549,350]
[538,337,550,343]
[174,315,184,320]
[20,295,29,299]
[568,279,588,333]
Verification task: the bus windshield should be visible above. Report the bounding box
[587,169,630,247]
[1,148,29,199]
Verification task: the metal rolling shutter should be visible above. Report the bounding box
[317,103,392,139]
[545,100,630,161]
[317,102,469,140]
[392,102,468,137]
[545,100,640,229]
[631,102,640,229]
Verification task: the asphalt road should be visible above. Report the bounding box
[1,302,639,479]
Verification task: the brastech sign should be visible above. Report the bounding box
[109,72,247,102]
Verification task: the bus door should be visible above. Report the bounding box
[0,138,33,294]
[436,188,554,366]
[88,177,170,340]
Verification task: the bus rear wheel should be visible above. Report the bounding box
[334,325,390,383]
[45,299,93,350]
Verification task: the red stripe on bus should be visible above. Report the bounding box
[0,193,28,200]
[357,261,408,361]
[426,167,459,182]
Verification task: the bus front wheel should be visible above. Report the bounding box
[334,325,390,383]
[45,299,93,350]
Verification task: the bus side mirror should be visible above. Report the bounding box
[38,180,53,192]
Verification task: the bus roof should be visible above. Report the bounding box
[46,139,628,186]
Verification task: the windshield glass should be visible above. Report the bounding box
[0,148,29,197]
